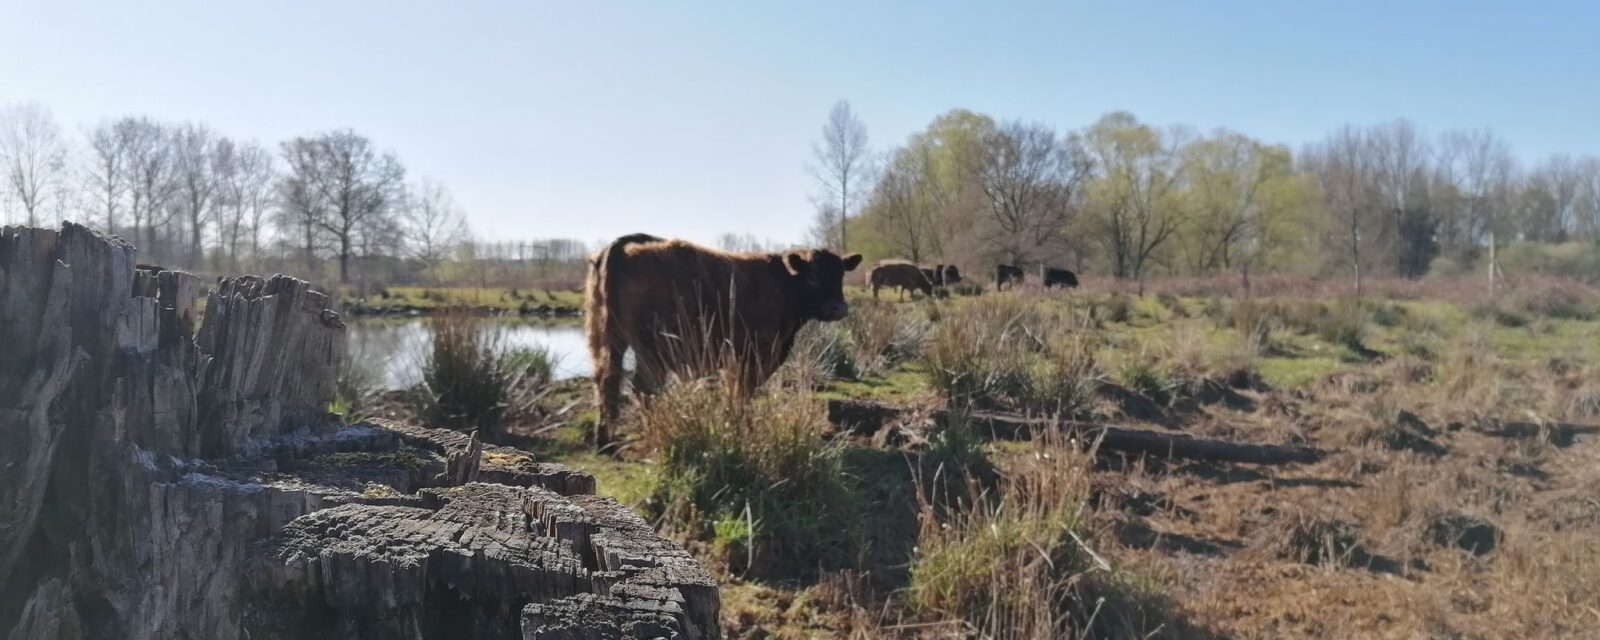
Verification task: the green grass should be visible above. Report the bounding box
[817,364,929,402]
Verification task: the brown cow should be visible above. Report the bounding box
[585,233,862,447]
[868,259,934,300]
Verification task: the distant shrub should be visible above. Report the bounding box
[1368,301,1407,328]
[1318,300,1369,352]
[1098,294,1134,323]
[1155,293,1187,318]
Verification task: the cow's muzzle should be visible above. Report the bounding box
[819,301,849,321]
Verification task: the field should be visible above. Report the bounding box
[354,277,1600,639]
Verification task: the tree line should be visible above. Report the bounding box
[810,103,1600,289]
[0,102,596,286]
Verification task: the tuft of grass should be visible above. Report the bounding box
[906,437,1093,638]
[1098,294,1134,323]
[332,344,380,421]
[1316,299,1370,352]
[905,432,1189,639]
[1258,510,1365,567]
[923,296,1101,415]
[638,378,857,579]
[412,309,519,442]
[785,322,859,386]
[845,299,928,375]
[1118,355,1171,402]
[1561,384,1600,420]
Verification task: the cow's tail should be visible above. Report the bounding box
[586,233,661,448]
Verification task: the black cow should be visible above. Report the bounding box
[940,264,963,286]
[920,264,964,287]
[994,264,1025,290]
[1042,267,1079,289]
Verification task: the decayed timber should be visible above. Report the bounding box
[827,398,1329,465]
[0,223,717,640]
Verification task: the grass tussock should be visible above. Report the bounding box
[922,294,1101,415]
[846,299,930,376]
[905,432,1197,639]
[635,377,856,579]
[411,309,549,442]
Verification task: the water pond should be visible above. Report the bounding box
[348,317,591,390]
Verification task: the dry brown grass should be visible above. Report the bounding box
[549,283,1600,639]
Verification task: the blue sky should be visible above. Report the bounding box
[3,1,1597,246]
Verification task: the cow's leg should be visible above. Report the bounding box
[593,332,628,448]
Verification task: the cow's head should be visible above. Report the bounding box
[784,249,863,321]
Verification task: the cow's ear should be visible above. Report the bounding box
[842,253,863,272]
[784,252,809,275]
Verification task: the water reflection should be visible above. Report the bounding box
[348,318,592,390]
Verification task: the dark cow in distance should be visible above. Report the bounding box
[586,234,862,447]
[1042,266,1079,289]
[918,264,963,287]
[994,264,1025,290]
[869,259,933,299]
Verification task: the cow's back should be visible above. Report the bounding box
[869,259,930,289]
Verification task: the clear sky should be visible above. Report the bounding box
[3,1,1597,247]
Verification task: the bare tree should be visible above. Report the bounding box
[1304,126,1380,295]
[1525,155,1582,242]
[1577,157,1600,241]
[83,120,133,234]
[868,145,946,263]
[402,179,467,270]
[171,123,219,268]
[1368,120,1431,272]
[1437,129,1516,247]
[972,121,1091,267]
[122,118,180,259]
[280,130,406,283]
[214,138,276,270]
[275,168,327,276]
[808,100,870,251]
[714,232,772,254]
[0,103,70,226]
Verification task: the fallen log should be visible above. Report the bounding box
[826,398,1329,465]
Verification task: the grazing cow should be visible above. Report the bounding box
[994,264,1025,290]
[868,259,934,300]
[586,234,862,447]
[1042,266,1080,289]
